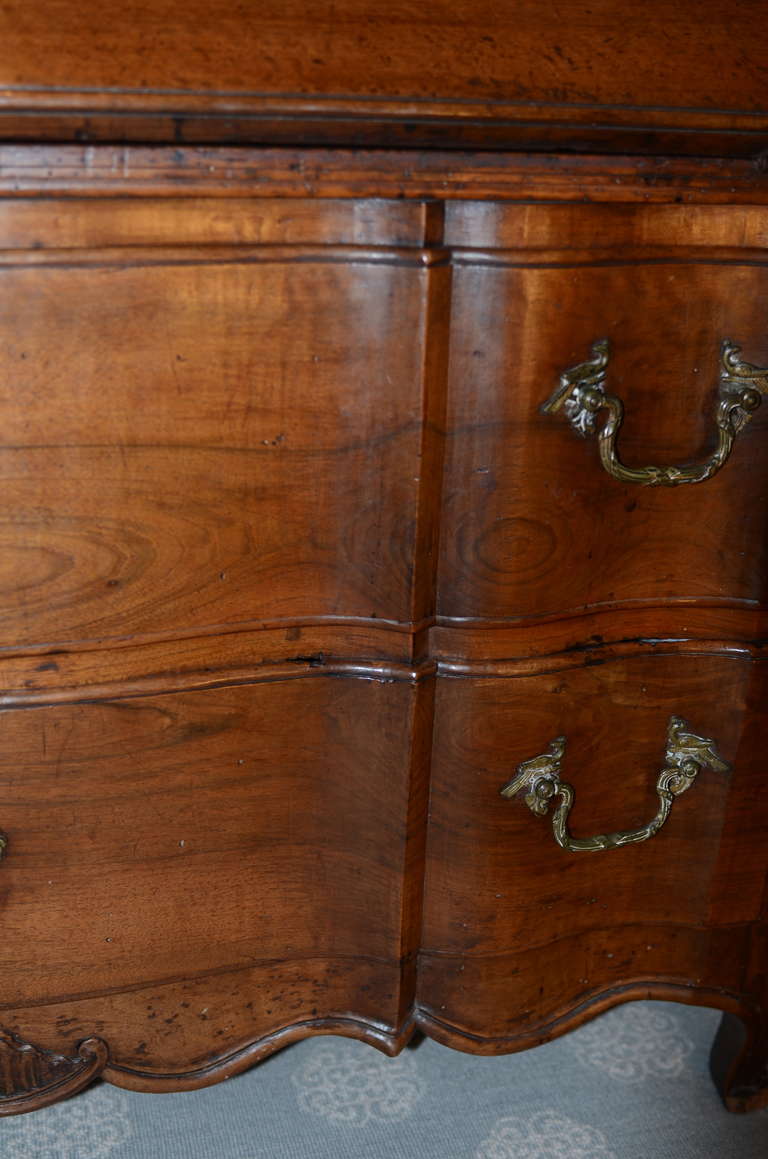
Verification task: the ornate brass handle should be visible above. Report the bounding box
[500,716,729,853]
[541,339,768,485]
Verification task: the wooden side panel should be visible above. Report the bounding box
[0,241,441,646]
[419,654,768,1044]
[438,203,768,622]
[0,675,422,1074]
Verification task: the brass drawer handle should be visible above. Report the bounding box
[500,716,729,853]
[542,339,768,486]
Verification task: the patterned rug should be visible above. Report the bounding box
[2,1001,766,1157]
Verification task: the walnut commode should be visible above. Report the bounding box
[0,0,766,1117]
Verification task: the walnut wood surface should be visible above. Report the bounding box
[438,203,768,620]
[3,147,768,204]
[419,655,768,1111]
[0,146,765,1115]
[0,1,767,155]
[0,243,446,645]
[0,676,429,1075]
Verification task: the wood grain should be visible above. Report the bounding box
[0,674,427,1073]
[430,607,768,664]
[0,242,447,646]
[445,202,768,252]
[0,113,766,1115]
[419,654,768,1098]
[438,215,768,619]
[0,197,434,250]
[3,147,768,204]
[0,1,767,153]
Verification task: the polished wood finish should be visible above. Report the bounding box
[3,147,768,204]
[0,676,428,1077]
[1,1,766,1120]
[0,248,445,644]
[438,203,768,621]
[1,1,767,155]
[420,655,765,1028]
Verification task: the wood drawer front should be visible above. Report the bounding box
[0,198,446,648]
[419,653,767,1042]
[0,674,423,1073]
[439,203,768,622]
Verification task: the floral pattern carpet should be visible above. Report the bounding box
[2,1001,767,1158]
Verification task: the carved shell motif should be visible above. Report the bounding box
[0,1028,108,1115]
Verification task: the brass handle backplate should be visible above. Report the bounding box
[500,716,729,853]
[542,339,768,486]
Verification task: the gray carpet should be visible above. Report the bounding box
[2,1002,767,1157]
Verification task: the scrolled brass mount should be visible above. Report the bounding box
[541,339,768,485]
[500,716,729,853]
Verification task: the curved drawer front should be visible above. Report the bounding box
[419,651,768,1044]
[0,672,424,1086]
[0,197,447,648]
[438,202,768,623]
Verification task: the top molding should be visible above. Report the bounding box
[1,0,767,156]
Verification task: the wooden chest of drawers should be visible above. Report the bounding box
[0,0,767,1117]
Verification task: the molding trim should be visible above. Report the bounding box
[0,93,767,157]
[101,1014,415,1094]
[0,657,438,709]
[437,638,765,679]
[0,243,451,271]
[1,634,766,709]
[2,987,762,1110]
[2,147,768,204]
[414,978,756,1054]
